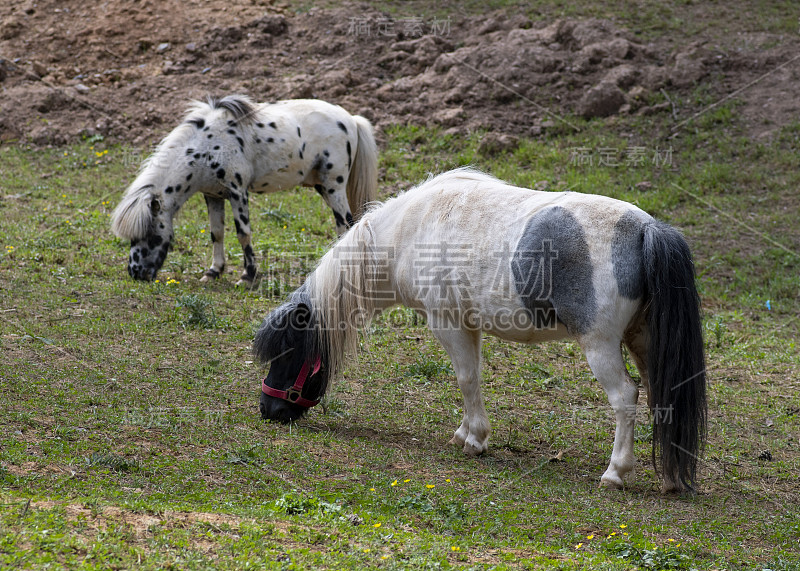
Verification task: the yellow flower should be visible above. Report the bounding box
[301,227,305,231]
[403,479,410,483]
[63,151,68,156]
[445,478,451,483]
[363,548,370,553]
[620,524,627,529]
[154,279,160,283]
[373,523,381,528]
[390,480,397,487]
[283,225,287,229]
[451,546,460,552]
[668,538,675,543]
[369,488,375,492]
[623,532,628,536]
[61,194,67,198]
[201,229,206,233]
[426,484,435,489]
[574,543,583,549]
[586,534,594,540]
[381,555,389,560]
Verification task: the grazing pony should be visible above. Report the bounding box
[110,96,378,284]
[254,168,707,493]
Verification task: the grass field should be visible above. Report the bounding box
[1,68,800,571]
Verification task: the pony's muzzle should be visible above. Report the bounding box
[259,392,305,424]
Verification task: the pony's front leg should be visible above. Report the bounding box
[200,195,226,282]
[228,190,256,286]
[431,325,489,456]
[581,338,639,489]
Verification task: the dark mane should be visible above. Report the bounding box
[207,94,257,124]
[253,287,332,402]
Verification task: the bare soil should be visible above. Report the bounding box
[1,1,799,147]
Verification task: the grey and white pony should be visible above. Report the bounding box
[110,95,378,284]
[254,168,707,493]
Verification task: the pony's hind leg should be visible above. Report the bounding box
[310,166,354,235]
[200,195,226,282]
[430,325,489,456]
[580,337,640,489]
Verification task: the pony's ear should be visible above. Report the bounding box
[149,195,161,216]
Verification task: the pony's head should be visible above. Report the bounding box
[254,290,330,423]
[110,185,174,281]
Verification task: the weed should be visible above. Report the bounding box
[404,356,453,381]
[274,493,342,516]
[606,539,691,570]
[86,453,140,473]
[176,294,227,329]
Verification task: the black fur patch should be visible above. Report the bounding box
[337,120,347,133]
[217,168,226,180]
[187,118,205,129]
[612,211,645,299]
[336,175,344,184]
[512,207,597,334]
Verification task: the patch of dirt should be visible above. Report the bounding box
[31,500,251,538]
[1,1,798,146]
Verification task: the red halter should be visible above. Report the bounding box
[261,356,322,409]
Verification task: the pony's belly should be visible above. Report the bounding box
[488,321,570,344]
[252,169,303,193]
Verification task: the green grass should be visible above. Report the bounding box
[1,93,799,568]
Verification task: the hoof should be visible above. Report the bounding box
[599,477,624,490]
[449,432,467,448]
[449,436,464,447]
[462,438,487,457]
[235,278,254,288]
[661,481,682,494]
[201,269,221,283]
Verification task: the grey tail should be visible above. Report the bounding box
[642,220,707,492]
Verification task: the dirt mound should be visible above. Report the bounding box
[0,1,798,146]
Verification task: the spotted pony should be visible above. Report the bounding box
[110,95,378,284]
[255,168,708,493]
